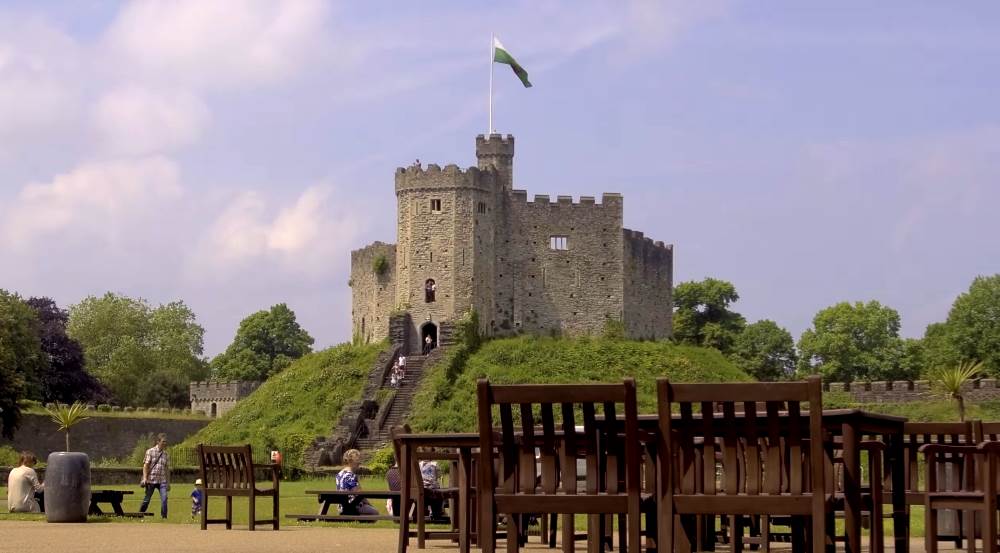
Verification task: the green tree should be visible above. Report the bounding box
[211,304,315,381]
[0,290,45,438]
[797,300,908,382]
[672,278,746,353]
[938,275,1000,376]
[730,320,797,381]
[922,322,961,374]
[68,293,208,406]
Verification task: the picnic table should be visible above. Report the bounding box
[88,489,151,517]
[288,490,401,522]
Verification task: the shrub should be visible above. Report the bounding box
[366,446,396,475]
[97,404,111,412]
[373,254,389,276]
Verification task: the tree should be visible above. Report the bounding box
[797,300,909,382]
[930,360,982,421]
[938,275,1000,376]
[730,320,797,381]
[0,290,45,438]
[672,278,746,353]
[212,303,315,381]
[44,401,91,451]
[25,297,108,404]
[68,293,208,406]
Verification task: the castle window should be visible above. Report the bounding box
[430,199,442,212]
[550,236,568,250]
[425,279,436,302]
[477,202,487,214]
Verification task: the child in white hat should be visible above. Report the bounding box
[191,478,204,517]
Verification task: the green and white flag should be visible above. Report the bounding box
[493,37,532,88]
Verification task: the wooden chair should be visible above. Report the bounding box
[477,378,643,553]
[922,440,1000,553]
[975,420,1000,443]
[656,377,830,553]
[196,444,280,531]
[897,422,977,548]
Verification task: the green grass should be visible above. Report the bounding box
[177,342,386,470]
[20,407,209,421]
[408,336,751,432]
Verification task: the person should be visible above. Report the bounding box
[398,355,406,372]
[7,451,44,513]
[423,334,433,354]
[336,449,378,516]
[390,369,399,388]
[419,456,445,520]
[385,458,402,516]
[139,433,170,518]
[191,478,204,517]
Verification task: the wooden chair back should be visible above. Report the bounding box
[197,444,256,493]
[974,420,1000,443]
[901,422,975,495]
[476,378,641,553]
[657,377,827,553]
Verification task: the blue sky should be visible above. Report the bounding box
[1,1,998,356]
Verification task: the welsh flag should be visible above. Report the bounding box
[493,37,532,88]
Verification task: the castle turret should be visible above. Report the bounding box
[476,134,514,190]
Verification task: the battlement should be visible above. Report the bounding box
[623,228,674,254]
[475,133,515,155]
[509,190,624,208]
[188,380,260,400]
[351,241,396,262]
[394,164,498,192]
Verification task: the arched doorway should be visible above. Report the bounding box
[421,322,438,354]
[210,402,218,418]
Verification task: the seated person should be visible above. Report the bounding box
[385,459,401,516]
[419,456,446,520]
[336,449,378,516]
[7,451,44,513]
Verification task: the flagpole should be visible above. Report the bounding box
[488,33,494,134]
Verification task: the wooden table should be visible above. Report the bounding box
[396,432,479,553]
[88,489,151,517]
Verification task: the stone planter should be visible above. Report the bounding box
[44,452,91,523]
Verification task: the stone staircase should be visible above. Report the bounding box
[354,352,435,451]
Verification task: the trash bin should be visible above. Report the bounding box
[44,452,90,523]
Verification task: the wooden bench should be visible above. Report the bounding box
[88,489,152,517]
[196,444,280,531]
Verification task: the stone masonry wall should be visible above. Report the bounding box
[623,229,674,339]
[0,414,208,461]
[350,241,397,344]
[503,192,625,336]
[189,380,260,418]
[825,379,1000,403]
[394,163,499,351]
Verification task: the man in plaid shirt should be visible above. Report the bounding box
[139,433,170,518]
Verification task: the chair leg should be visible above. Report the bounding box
[248,493,255,531]
[926,500,938,553]
[273,492,279,530]
[200,495,208,530]
[562,513,575,553]
[986,504,999,553]
[964,510,975,553]
[225,496,233,530]
[549,513,558,548]
[507,513,521,553]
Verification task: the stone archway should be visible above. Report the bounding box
[421,322,438,354]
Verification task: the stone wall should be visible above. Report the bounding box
[0,414,209,461]
[350,241,397,344]
[623,229,674,339]
[0,466,202,486]
[825,379,1000,403]
[189,380,260,418]
[504,192,626,337]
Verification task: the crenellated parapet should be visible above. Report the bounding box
[623,228,674,257]
[394,164,499,194]
[509,191,624,210]
[189,380,260,418]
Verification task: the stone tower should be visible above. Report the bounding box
[349,134,674,349]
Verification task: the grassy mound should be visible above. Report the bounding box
[178,342,385,469]
[408,336,752,433]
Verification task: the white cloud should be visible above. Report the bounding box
[103,0,330,89]
[189,184,366,279]
[93,85,210,155]
[2,156,183,249]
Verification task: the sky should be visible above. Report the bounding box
[1,1,998,357]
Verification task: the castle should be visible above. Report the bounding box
[350,134,674,352]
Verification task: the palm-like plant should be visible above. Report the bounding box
[44,401,92,451]
[931,360,983,421]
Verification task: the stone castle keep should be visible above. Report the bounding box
[350,134,674,352]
